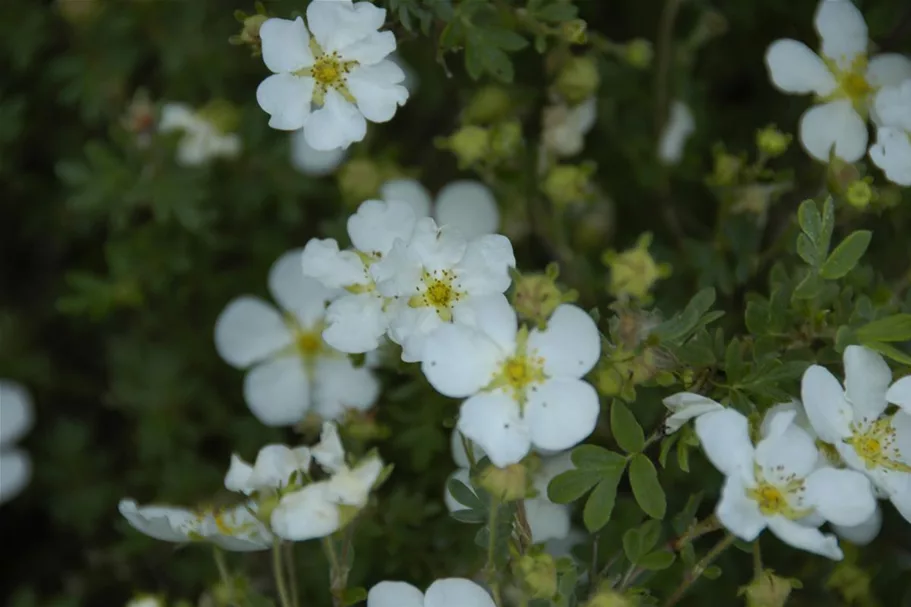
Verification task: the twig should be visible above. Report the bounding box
[272,541,294,607]
[213,547,238,607]
[284,541,301,607]
[663,533,736,607]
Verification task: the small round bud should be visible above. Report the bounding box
[561,19,588,45]
[463,86,513,124]
[624,39,654,70]
[586,588,634,607]
[478,462,527,502]
[708,150,743,187]
[515,553,558,599]
[755,125,791,157]
[542,163,594,208]
[229,13,269,56]
[741,571,794,607]
[555,56,600,104]
[513,272,575,328]
[845,179,874,209]
[490,120,523,161]
[602,233,670,301]
[337,159,383,203]
[438,125,491,169]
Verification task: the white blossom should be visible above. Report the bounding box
[764,0,911,162]
[542,96,597,157]
[695,406,876,559]
[657,100,695,165]
[381,178,501,240]
[868,80,911,186]
[661,392,724,434]
[801,345,911,523]
[215,250,380,426]
[224,444,313,496]
[0,381,33,504]
[125,597,164,607]
[422,295,601,467]
[368,579,496,607]
[255,3,408,150]
[159,103,241,166]
[291,128,348,175]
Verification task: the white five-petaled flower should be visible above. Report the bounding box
[301,199,417,353]
[869,80,911,186]
[541,96,598,158]
[380,178,501,240]
[801,345,911,523]
[657,100,695,165]
[159,103,241,166]
[368,579,496,607]
[0,381,33,504]
[764,0,911,162]
[421,295,601,467]
[695,406,876,560]
[445,431,573,543]
[256,1,409,150]
[215,249,380,426]
[371,217,515,362]
[661,392,724,434]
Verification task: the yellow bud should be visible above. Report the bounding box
[463,86,513,124]
[755,125,791,157]
[513,272,573,327]
[561,19,588,45]
[542,163,594,208]
[741,571,793,607]
[438,125,491,168]
[490,120,523,161]
[515,553,558,599]
[845,179,874,209]
[337,159,383,203]
[827,562,873,605]
[708,150,743,187]
[478,462,527,502]
[230,13,269,56]
[624,39,654,70]
[587,588,634,607]
[555,55,600,103]
[603,233,670,301]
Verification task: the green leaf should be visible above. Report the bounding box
[856,314,911,343]
[535,2,579,22]
[571,445,626,472]
[797,199,821,242]
[465,31,515,82]
[483,26,529,51]
[637,550,676,571]
[863,341,911,365]
[819,198,835,257]
[793,271,822,300]
[610,400,645,453]
[796,233,818,266]
[623,520,662,563]
[652,288,716,343]
[450,509,487,524]
[583,475,621,532]
[629,454,666,519]
[548,470,600,504]
[744,300,769,335]
[341,587,367,607]
[447,478,483,510]
[820,230,871,279]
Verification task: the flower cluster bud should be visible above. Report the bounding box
[478,462,527,502]
[624,39,654,70]
[514,552,558,599]
[602,233,670,301]
[555,56,600,104]
[542,162,596,208]
[755,125,791,157]
[463,86,513,124]
[560,19,588,45]
[229,3,270,56]
[512,264,579,329]
[739,570,795,607]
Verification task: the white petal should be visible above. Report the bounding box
[312,356,380,419]
[269,249,334,327]
[887,376,911,413]
[804,467,876,527]
[815,0,868,67]
[694,409,755,477]
[224,454,255,494]
[257,73,315,131]
[767,516,843,559]
[312,421,346,473]
[755,422,818,480]
[657,100,695,165]
[348,61,409,123]
[340,31,398,65]
[799,100,867,162]
[454,236,516,296]
[208,504,273,551]
[0,381,33,446]
[525,498,571,543]
[528,305,600,379]
[214,297,292,368]
[869,127,911,186]
[801,364,852,442]
[380,178,433,218]
[307,0,386,54]
[843,345,891,421]
[764,39,837,95]
[291,129,347,176]
[451,293,518,354]
[118,499,198,542]
[421,324,501,398]
[444,468,474,512]
[886,472,911,524]
[873,81,911,130]
[250,445,308,490]
[0,450,31,504]
[716,475,766,541]
[458,391,530,467]
[833,505,882,545]
[371,240,422,298]
[425,579,496,607]
[387,305,443,363]
[260,17,314,73]
[759,401,814,438]
[326,456,383,507]
[525,378,599,453]
[243,356,311,427]
[271,482,340,541]
[348,199,417,255]
[408,218,468,271]
[158,103,197,132]
[368,582,425,607]
[866,55,911,91]
[434,180,500,239]
[662,392,724,434]
[323,293,388,353]
[304,89,367,151]
[450,430,485,469]
[301,238,369,289]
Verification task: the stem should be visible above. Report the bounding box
[213,547,237,607]
[515,500,533,554]
[322,533,351,607]
[272,541,294,607]
[284,541,301,607]
[460,431,477,469]
[654,0,684,138]
[487,500,504,607]
[666,514,722,551]
[752,541,762,579]
[663,533,736,607]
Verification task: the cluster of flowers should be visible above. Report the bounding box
[665,346,911,559]
[765,0,911,184]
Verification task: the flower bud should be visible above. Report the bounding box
[463,86,513,124]
[826,156,861,196]
[338,159,384,203]
[561,19,588,45]
[437,125,491,169]
[827,562,873,605]
[230,5,270,56]
[740,571,793,607]
[707,149,743,187]
[624,39,654,70]
[845,179,874,209]
[515,553,558,599]
[555,56,600,104]
[602,233,670,301]
[586,588,634,607]
[490,120,523,161]
[513,268,577,328]
[478,462,527,502]
[542,163,595,208]
[755,125,791,157]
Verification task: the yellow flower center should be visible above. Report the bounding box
[845,417,911,473]
[745,466,813,520]
[408,270,463,321]
[295,329,323,357]
[824,55,873,114]
[749,484,787,516]
[312,56,342,85]
[296,40,358,106]
[498,354,546,400]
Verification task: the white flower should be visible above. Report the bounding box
[695,406,876,560]
[542,97,597,157]
[301,199,417,353]
[125,597,164,607]
[422,295,601,467]
[159,103,241,166]
[118,499,273,551]
[764,0,911,162]
[0,381,33,504]
[371,217,515,362]
[888,370,911,413]
[657,100,695,165]
[380,178,501,240]
[291,128,348,175]
[868,80,911,185]
[661,392,724,434]
[368,579,496,607]
[801,345,911,523]
[445,431,572,543]
[255,4,408,150]
[215,249,380,426]
[224,444,313,495]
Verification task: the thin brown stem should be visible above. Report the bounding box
[663,533,736,607]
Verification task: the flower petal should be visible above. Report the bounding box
[224,454,255,494]
[312,421,346,473]
[0,381,33,446]
[767,516,843,559]
[451,293,518,354]
[815,0,868,67]
[214,297,292,368]
[869,127,911,186]
[833,505,882,545]
[257,73,315,131]
[764,39,837,95]
[260,17,314,73]
[381,178,433,218]
[387,305,444,363]
[801,364,852,442]
[755,420,819,480]
[208,504,273,551]
[118,499,198,542]
[799,100,868,162]
[435,180,500,239]
[421,324,501,397]
[657,100,695,165]
[271,482,340,541]
[450,430,486,469]
[887,376,911,413]
[759,400,814,438]
[340,31,398,65]
[716,474,766,541]
[525,378,599,453]
[886,472,911,524]
[323,293,388,353]
[528,304,600,379]
[662,392,724,434]
[291,129,348,176]
[301,238,369,289]
[866,54,911,90]
[454,235,516,295]
[312,356,380,419]
[408,218,468,271]
[694,409,755,477]
[304,89,367,150]
[804,467,876,527]
[368,582,425,607]
[268,249,334,327]
[249,445,311,491]
[424,579,496,607]
[307,0,386,54]
[873,81,911,130]
[843,345,892,421]
[348,199,417,255]
[348,61,409,123]
[457,391,530,467]
[243,356,311,427]
[158,103,197,132]
[525,498,571,543]
[0,450,31,504]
